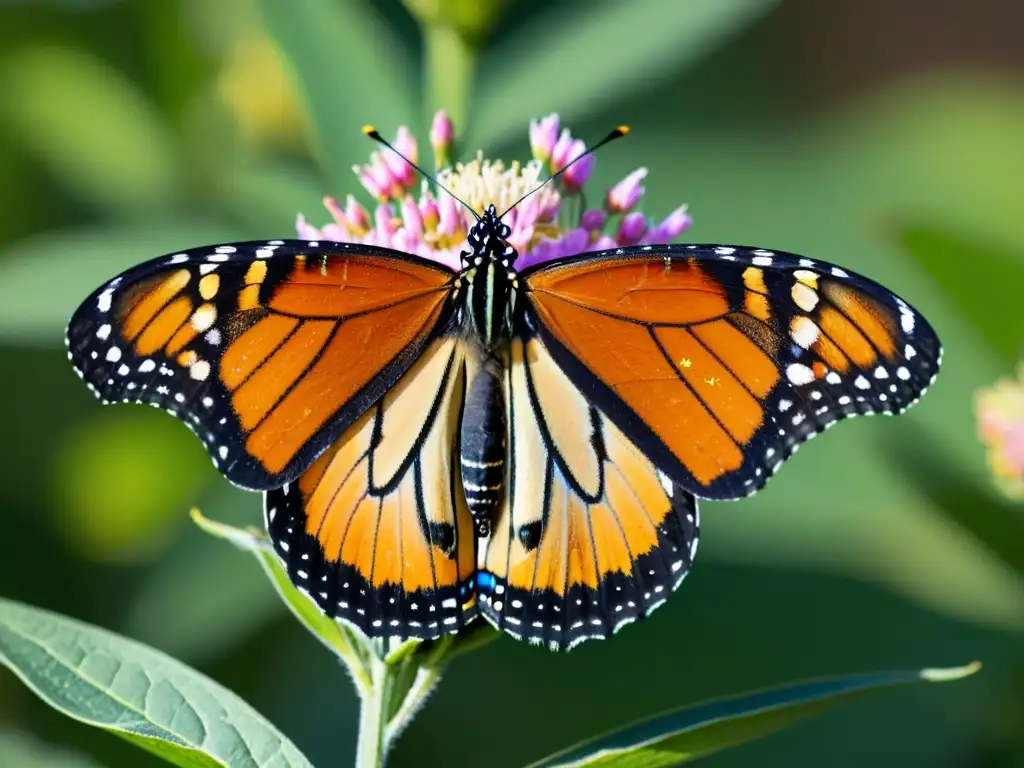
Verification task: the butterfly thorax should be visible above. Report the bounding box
[460,204,517,351]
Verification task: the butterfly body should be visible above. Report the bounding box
[67,209,941,650]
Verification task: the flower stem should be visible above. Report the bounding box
[423,22,476,133]
[355,658,391,768]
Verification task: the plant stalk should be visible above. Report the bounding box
[423,22,476,132]
[355,658,391,768]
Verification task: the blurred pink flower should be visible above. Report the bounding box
[606,168,648,213]
[529,114,560,165]
[430,110,454,169]
[975,364,1024,501]
[299,111,693,272]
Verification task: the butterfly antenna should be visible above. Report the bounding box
[362,125,480,222]
[498,125,630,220]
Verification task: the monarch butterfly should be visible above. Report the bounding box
[66,128,940,651]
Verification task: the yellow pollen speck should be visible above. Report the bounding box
[705,376,720,387]
[680,358,692,368]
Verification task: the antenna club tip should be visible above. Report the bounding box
[362,124,380,138]
[616,125,630,136]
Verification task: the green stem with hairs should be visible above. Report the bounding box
[355,656,392,768]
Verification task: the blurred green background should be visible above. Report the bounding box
[1,0,1023,765]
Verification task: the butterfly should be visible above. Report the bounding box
[66,165,941,652]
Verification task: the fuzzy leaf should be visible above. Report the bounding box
[0,598,313,768]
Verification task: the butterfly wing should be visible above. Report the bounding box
[264,336,478,639]
[478,333,700,651]
[522,245,941,500]
[66,240,456,490]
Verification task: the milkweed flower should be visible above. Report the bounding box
[606,168,648,213]
[298,111,693,272]
[430,109,454,169]
[975,364,1024,501]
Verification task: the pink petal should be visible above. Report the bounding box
[295,214,322,240]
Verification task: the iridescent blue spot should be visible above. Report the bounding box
[476,572,496,591]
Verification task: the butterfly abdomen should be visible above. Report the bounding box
[460,353,506,537]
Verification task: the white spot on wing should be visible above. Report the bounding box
[785,363,815,385]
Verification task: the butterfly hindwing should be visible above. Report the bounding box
[523,245,941,500]
[264,337,478,639]
[478,334,700,651]
[66,240,456,490]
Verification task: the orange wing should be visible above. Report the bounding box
[66,240,457,489]
[264,337,478,639]
[523,246,941,500]
[478,334,700,650]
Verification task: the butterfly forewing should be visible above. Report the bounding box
[522,245,941,500]
[66,240,457,490]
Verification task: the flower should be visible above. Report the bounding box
[606,168,648,213]
[298,111,693,272]
[529,114,560,165]
[975,364,1024,501]
[430,110,454,169]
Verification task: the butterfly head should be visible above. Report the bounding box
[463,204,516,269]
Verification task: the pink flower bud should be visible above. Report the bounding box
[562,147,594,192]
[356,163,388,201]
[437,191,460,237]
[387,126,418,189]
[374,203,397,246]
[580,208,606,231]
[419,194,439,231]
[538,195,560,223]
[295,213,321,240]
[344,194,370,233]
[617,211,648,246]
[606,168,647,213]
[550,129,576,172]
[323,196,346,226]
[644,205,691,243]
[529,114,560,164]
[430,110,454,168]
[559,228,590,257]
[400,195,422,236]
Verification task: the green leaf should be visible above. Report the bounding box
[254,0,416,190]
[524,662,981,768]
[0,598,313,768]
[888,218,1024,365]
[190,509,375,695]
[0,221,242,346]
[468,0,777,150]
[0,45,182,214]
